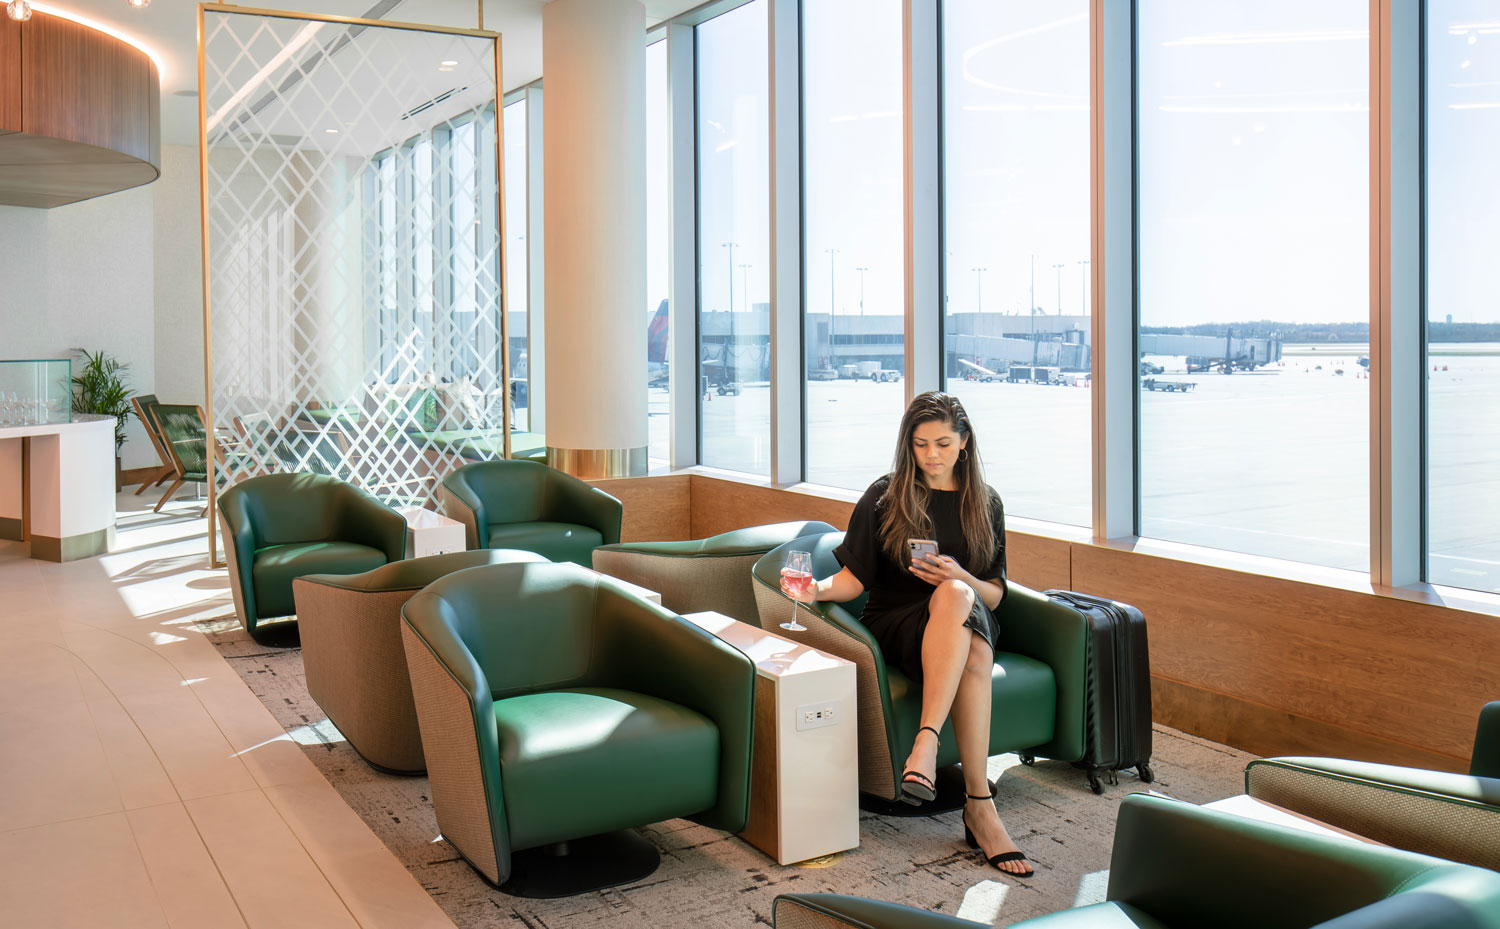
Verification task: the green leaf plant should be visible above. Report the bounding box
[70,348,135,454]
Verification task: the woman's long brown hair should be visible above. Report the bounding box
[876,391,997,575]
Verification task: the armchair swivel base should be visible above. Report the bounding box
[858,768,990,817]
[494,829,660,899]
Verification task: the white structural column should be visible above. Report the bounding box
[903,0,940,397]
[1091,0,1136,541]
[1371,0,1422,587]
[768,0,803,484]
[524,83,547,436]
[665,22,698,470]
[542,0,648,477]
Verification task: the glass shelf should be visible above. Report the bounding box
[0,359,71,427]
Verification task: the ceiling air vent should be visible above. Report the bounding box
[400,86,469,121]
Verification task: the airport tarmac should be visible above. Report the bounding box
[644,342,1499,592]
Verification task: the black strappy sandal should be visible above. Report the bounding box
[963,790,1034,878]
[899,726,941,805]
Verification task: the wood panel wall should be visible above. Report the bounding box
[688,475,855,539]
[0,10,160,208]
[591,474,691,542]
[20,12,158,164]
[0,15,18,133]
[594,472,1492,772]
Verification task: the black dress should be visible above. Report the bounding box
[832,475,1007,683]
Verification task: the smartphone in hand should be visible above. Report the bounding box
[907,538,938,563]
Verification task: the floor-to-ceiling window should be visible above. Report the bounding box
[802,0,905,492]
[697,0,771,476]
[941,2,1091,526]
[1136,1,1370,569]
[502,97,529,432]
[647,38,670,463]
[366,107,502,402]
[1426,1,1500,592]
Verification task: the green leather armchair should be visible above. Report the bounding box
[439,459,622,565]
[592,520,837,624]
[750,531,1087,807]
[1245,700,1500,872]
[771,793,1500,928]
[400,560,756,896]
[291,549,550,774]
[217,472,406,636]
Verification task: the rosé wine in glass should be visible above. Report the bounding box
[781,550,813,631]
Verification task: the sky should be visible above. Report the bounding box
[642,0,1497,328]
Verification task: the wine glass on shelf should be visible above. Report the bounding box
[780,549,813,632]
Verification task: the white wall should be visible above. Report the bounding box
[152,144,206,411]
[0,186,157,469]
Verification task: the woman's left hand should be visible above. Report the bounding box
[909,553,970,587]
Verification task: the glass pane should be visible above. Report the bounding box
[941,2,1091,525]
[803,0,905,491]
[1426,1,1500,591]
[1137,1,1369,569]
[697,1,770,476]
[202,10,504,508]
[503,98,529,432]
[647,39,670,463]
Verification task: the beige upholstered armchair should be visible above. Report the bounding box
[292,549,549,774]
[591,521,836,624]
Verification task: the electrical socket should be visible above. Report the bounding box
[795,699,841,731]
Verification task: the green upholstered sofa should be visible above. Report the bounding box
[592,521,837,624]
[1245,700,1500,872]
[399,560,756,896]
[217,472,406,636]
[439,459,622,565]
[750,531,1088,807]
[771,793,1500,928]
[291,549,550,774]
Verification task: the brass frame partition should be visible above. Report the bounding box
[197,4,508,564]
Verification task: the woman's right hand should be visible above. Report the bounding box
[779,569,819,604]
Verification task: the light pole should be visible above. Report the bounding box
[1078,259,1090,316]
[972,267,987,314]
[1030,253,1038,367]
[855,266,868,315]
[826,247,839,368]
[1053,262,1065,315]
[722,242,737,382]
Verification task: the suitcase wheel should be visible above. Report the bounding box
[1087,771,1104,795]
[1019,753,1035,767]
[1137,763,1154,784]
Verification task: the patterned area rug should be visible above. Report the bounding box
[196,614,1251,928]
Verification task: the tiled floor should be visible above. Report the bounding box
[0,491,454,929]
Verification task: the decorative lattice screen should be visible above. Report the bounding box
[200,6,508,538]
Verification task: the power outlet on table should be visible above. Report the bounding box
[795,699,842,731]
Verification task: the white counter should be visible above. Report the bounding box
[0,414,117,560]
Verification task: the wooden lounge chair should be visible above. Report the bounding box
[151,404,209,515]
[130,394,176,495]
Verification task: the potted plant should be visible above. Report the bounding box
[70,348,135,491]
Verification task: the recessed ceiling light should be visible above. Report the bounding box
[440,59,459,67]
[324,128,339,134]
[127,0,150,9]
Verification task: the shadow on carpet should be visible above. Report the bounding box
[196,614,1251,928]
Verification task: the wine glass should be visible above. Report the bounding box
[780,549,813,632]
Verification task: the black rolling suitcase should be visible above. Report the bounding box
[1039,590,1154,794]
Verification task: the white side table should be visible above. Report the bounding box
[681,610,859,865]
[394,506,466,559]
[602,575,663,605]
